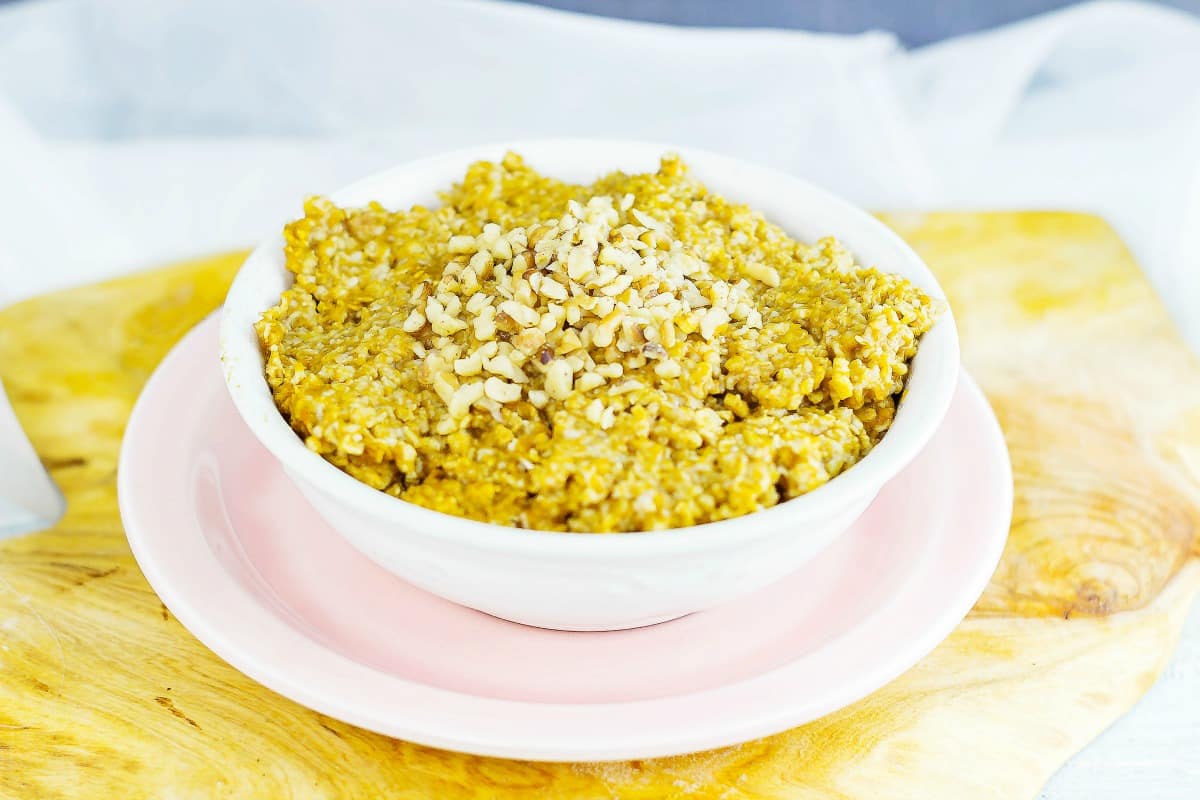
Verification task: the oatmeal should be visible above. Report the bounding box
[255,154,936,531]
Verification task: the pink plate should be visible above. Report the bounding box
[119,315,1012,761]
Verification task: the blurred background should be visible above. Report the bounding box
[9,0,1199,45]
[520,0,1200,42]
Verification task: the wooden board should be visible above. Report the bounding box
[1,213,1198,799]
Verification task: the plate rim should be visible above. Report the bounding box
[119,315,1012,762]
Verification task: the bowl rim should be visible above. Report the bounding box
[219,137,960,554]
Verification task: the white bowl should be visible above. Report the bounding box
[219,139,960,631]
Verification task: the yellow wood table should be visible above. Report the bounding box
[1,212,1197,798]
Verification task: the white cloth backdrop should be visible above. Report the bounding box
[0,0,1197,796]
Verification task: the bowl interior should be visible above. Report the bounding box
[219,138,959,543]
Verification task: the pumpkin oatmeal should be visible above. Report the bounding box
[255,154,936,532]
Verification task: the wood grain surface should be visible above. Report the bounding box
[1,213,1198,799]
